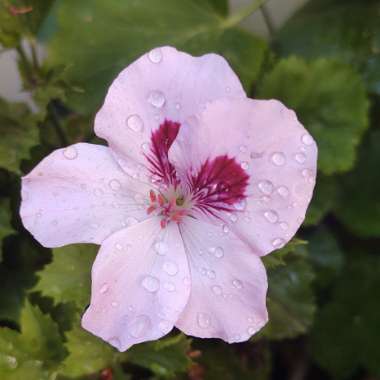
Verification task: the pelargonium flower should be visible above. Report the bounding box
[20,46,317,351]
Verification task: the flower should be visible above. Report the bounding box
[20,46,317,351]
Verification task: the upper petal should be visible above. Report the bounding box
[172,98,318,256]
[82,218,190,351]
[176,217,268,343]
[94,46,245,170]
[20,143,151,248]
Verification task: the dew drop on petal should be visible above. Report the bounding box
[232,279,243,289]
[154,241,168,256]
[211,285,222,295]
[222,225,229,234]
[279,221,289,230]
[163,261,178,276]
[141,142,150,152]
[100,283,109,294]
[109,179,121,191]
[164,282,176,292]
[264,210,279,223]
[115,243,123,250]
[148,48,162,63]
[277,186,289,198]
[230,214,238,223]
[129,315,152,338]
[214,247,224,259]
[63,146,77,160]
[207,270,216,279]
[301,133,314,146]
[141,275,160,293]
[148,90,166,108]
[175,102,181,110]
[294,152,306,164]
[272,238,285,248]
[239,145,247,153]
[258,180,273,195]
[126,114,144,132]
[234,199,246,211]
[247,326,256,335]
[241,161,249,170]
[111,301,118,308]
[271,152,286,166]
[124,217,139,226]
[158,319,171,333]
[197,312,211,329]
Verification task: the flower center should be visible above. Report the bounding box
[145,120,249,227]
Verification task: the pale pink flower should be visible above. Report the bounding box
[20,47,317,351]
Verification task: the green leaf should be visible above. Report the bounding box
[334,130,380,237]
[0,198,14,262]
[128,334,191,378]
[262,243,316,340]
[307,226,344,288]
[59,321,120,378]
[304,174,337,226]
[277,0,380,94]
[311,254,380,378]
[257,57,369,175]
[0,299,65,380]
[33,244,97,310]
[46,0,267,114]
[0,98,40,174]
[197,342,271,380]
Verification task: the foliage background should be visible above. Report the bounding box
[0,0,379,379]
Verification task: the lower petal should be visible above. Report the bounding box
[82,217,190,351]
[176,217,268,343]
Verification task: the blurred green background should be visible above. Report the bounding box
[0,0,379,379]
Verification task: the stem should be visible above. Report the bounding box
[222,0,268,29]
[48,103,69,147]
[261,4,276,39]
[29,38,40,71]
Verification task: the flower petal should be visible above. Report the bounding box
[82,217,190,351]
[94,46,245,172]
[176,217,268,343]
[173,98,318,256]
[20,143,151,248]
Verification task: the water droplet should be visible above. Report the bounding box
[109,337,121,350]
[141,142,150,152]
[148,48,162,63]
[301,133,313,145]
[148,90,166,108]
[197,312,211,329]
[271,152,286,166]
[100,283,109,294]
[125,217,139,226]
[258,180,273,195]
[164,282,176,292]
[126,114,144,132]
[294,152,306,164]
[211,285,222,295]
[214,247,224,259]
[63,146,78,160]
[277,186,289,198]
[230,214,238,223]
[241,161,249,170]
[272,238,285,248]
[154,241,168,256]
[115,243,123,250]
[226,86,231,93]
[158,319,171,333]
[207,270,216,279]
[222,225,229,234]
[111,301,118,308]
[264,210,279,223]
[93,188,104,197]
[109,179,121,191]
[141,275,160,293]
[129,315,152,338]
[239,145,247,153]
[175,102,181,110]
[302,168,313,179]
[163,261,178,276]
[247,326,256,335]
[279,221,289,230]
[5,355,18,369]
[234,199,246,211]
[232,279,243,289]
